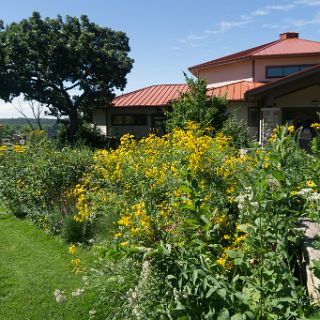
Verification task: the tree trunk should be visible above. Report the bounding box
[67,107,79,144]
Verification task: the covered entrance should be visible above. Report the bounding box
[246,65,320,145]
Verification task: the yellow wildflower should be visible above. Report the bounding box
[68,244,77,255]
[120,241,129,247]
[288,125,295,134]
[306,180,316,188]
[71,258,81,267]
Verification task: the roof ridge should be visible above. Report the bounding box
[290,37,320,44]
[189,39,280,70]
[250,39,282,55]
[209,80,265,89]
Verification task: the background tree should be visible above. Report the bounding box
[0,12,133,142]
[15,100,46,131]
[165,75,228,132]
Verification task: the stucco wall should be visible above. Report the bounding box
[254,57,320,82]
[198,60,253,86]
[275,85,320,108]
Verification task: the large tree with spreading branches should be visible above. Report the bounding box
[0,12,133,142]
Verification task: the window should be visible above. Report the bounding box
[266,65,314,78]
[248,108,259,126]
[111,114,148,126]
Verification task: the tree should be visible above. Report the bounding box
[15,100,46,131]
[0,12,133,142]
[165,75,228,132]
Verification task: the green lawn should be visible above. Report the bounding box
[0,214,95,320]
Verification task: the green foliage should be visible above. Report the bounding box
[0,12,133,142]
[0,141,92,220]
[165,76,228,132]
[59,121,112,149]
[62,215,94,244]
[221,113,251,148]
[79,124,319,319]
[27,129,46,145]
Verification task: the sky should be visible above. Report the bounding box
[0,0,320,117]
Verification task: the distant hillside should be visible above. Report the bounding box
[0,118,57,127]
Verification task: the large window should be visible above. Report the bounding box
[266,65,314,78]
[111,114,148,126]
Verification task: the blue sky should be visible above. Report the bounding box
[1,0,320,117]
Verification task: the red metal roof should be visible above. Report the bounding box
[189,40,279,71]
[253,38,320,56]
[207,81,265,101]
[189,34,320,72]
[112,81,266,107]
[113,84,188,107]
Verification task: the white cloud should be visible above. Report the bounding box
[252,10,269,16]
[266,4,295,10]
[286,12,320,26]
[294,0,320,6]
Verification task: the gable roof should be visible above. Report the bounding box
[189,33,320,72]
[112,81,266,108]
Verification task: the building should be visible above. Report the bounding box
[92,32,320,142]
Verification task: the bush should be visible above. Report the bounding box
[58,121,113,149]
[165,76,227,132]
[0,141,92,223]
[221,113,251,148]
[66,123,318,319]
[27,129,46,145]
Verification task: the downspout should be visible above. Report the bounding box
[105,106,108,136]
[252,59,255,81]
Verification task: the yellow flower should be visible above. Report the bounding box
[311,123,320,130]
[71,258,81,267]
[120,241,129,247]
[114,232,122,238]
[306,180,316,188]
[68,244,77,255]
[288,125,295,133]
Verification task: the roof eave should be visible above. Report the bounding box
[245,65,320,99]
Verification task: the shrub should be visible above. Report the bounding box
[67,122,318,318]
[165,76,227,132]
[0,141,92,223]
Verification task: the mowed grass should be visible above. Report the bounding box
[0,214,95,320]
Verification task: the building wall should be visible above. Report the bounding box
[228,102,259,137]
[254,56,320,82]
[93,107,164,137]
[92,109,107,135]
[275,84,320,108]
[92,103,261,139]
[198,60,253,86]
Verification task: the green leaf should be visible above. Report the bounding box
[206,287,216,298]
[192,269,199,285]
[178,185,192,194]
[200,215,210,225]
[217,309,230,320]
[217,288,227,299]
[231,313,246,320]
